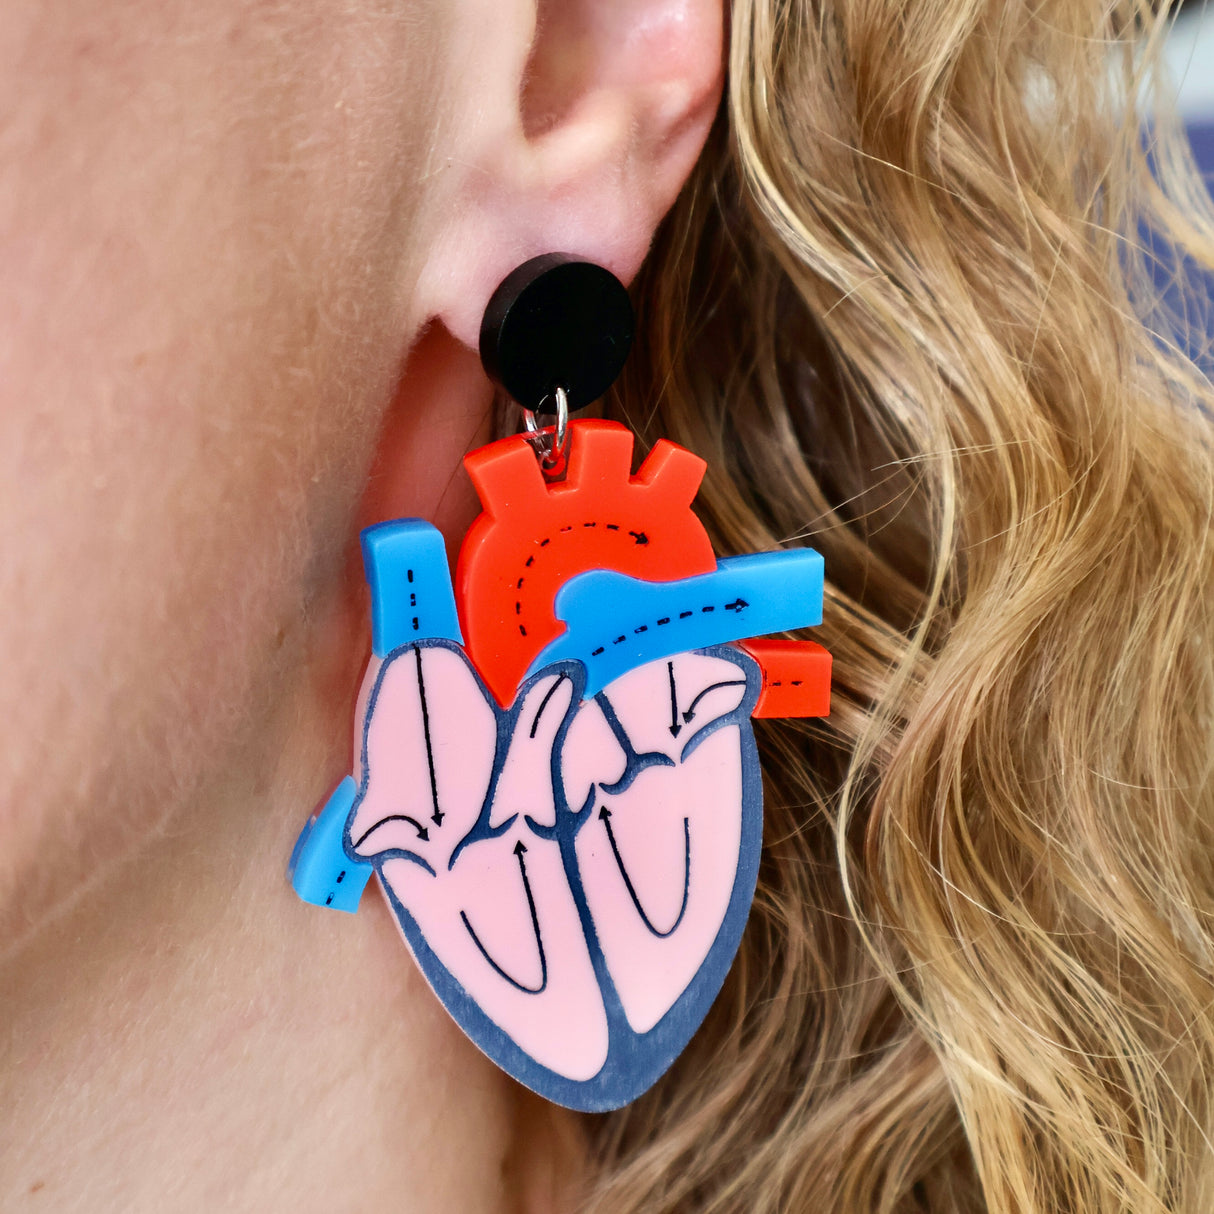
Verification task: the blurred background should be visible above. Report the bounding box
[1169,1,1214,172]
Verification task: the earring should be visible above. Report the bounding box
[288,255,831,1111]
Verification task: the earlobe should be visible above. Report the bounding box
[413,0,725,351]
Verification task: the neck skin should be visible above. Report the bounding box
[0,346,587,1214]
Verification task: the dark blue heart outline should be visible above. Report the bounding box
[345,639,762,1111]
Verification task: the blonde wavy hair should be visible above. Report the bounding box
[586,0,1214,1210]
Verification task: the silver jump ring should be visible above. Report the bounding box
[522,385,570,474]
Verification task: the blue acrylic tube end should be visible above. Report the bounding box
[290,776,373,914]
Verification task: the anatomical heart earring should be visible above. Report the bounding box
[289,255,831,1111]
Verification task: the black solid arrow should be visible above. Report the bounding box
[681,679,748,725]
[460,840,548,995]
[351,813,429,849]
[628,530,649,546]
[724,598,749,612]
[599,807,690,939]
[529,673,568,739]
[413,646,444,826]
[667,661,681,737]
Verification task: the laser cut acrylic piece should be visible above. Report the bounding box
[289,420,832,1110]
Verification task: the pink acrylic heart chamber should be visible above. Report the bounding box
[289,421,830,1111]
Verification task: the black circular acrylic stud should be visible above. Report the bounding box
[479,254,634,413]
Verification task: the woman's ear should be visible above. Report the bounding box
[412,0,725,349]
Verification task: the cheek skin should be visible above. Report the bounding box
[0,0,451,942]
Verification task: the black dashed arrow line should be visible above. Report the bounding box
[584,594,753,662]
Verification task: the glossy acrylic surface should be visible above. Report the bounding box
[288,421,831,1109]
